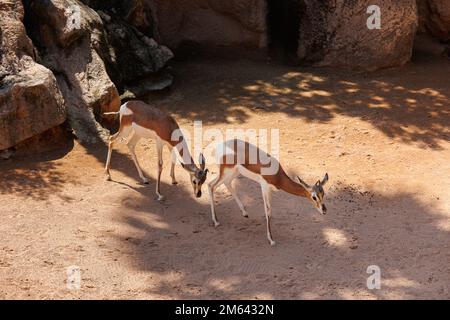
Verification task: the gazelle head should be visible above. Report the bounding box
[297,173,329,215]
[184,153,209,198]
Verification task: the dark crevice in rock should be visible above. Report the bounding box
[414,0,450,60]
[266,0,301,64]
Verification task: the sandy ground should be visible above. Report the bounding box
[1,56,450,300]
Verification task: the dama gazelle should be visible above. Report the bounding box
[103,100,208,200]
[208,139,329,246]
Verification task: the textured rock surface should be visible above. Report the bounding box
[418,0,450,41]
[96,10,173,93]
[81,0,155,37]
[0,0,66,151]
[298,0,418,69]
[0,0,34,73]
[150,0,267,49]
[0,62,66,151]
[75,1,174,94]
[125,0,155,36]
[25,0,120,143]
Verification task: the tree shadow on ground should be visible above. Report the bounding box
[112,175,450,299]
[0,143,76,201]
[150,56,450,150]
[0,140,141,201]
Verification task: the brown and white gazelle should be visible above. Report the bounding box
[103,100,208,200]
[208,139,329,246]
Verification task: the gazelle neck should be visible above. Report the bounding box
[175,137,198,173]
[279,173,310,198]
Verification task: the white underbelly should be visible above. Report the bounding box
[132,122,159,140]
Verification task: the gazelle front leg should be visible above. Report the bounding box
[105,136,116,181]
[170,149,178,185]
[261,181,275,246]
[208,174,224,227]
[155,139,165,201]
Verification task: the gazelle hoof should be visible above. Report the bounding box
[269,240,276,246]
[156,195,165,202]
[242,212,249,218]
[172,181,178,185]
[214,222,221,228]
[142,178,150,185]
[106,175,112,182]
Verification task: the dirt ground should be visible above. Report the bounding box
[1,55,450,299]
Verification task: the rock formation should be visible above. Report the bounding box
[298,0,418,69]
[24,0,121,143]
[0,0,66,151]
[95,9,174,96]
[1,0,174,151]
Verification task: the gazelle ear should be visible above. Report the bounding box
[297,176,310,189]
[321,173,329,186]
[199,153,206,170]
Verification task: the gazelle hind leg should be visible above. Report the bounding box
[127,133,149,184]
[170,148,178,185]
[155,139,165,201]
[105,123,131,181]
[224,175,248,218]
[261,181,275,246]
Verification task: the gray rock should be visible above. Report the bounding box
[25,0,120,143]
[0,1,66,151]
[95,9,173,92]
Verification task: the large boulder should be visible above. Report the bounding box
[25,0,121,143]
[0,61,66,151]
[418,0,450,42]
[0,0,66,151]
[149,0,267,49]
[298,0,418,69]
